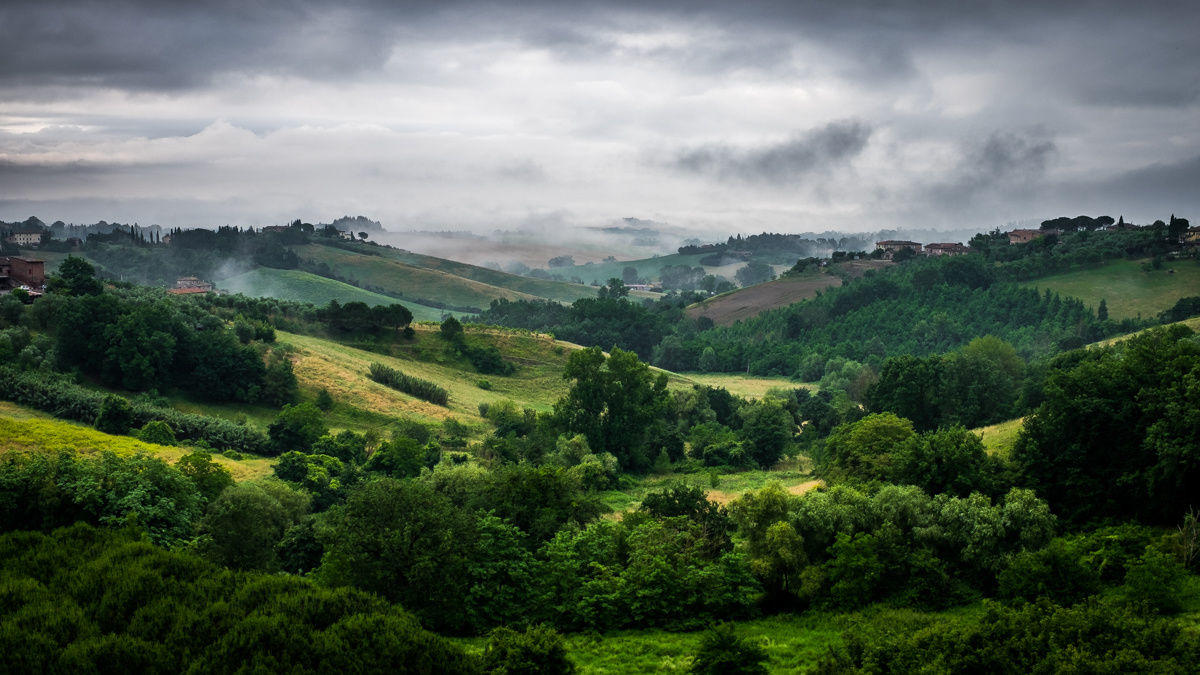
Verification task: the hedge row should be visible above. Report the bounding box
[0,367,270,454]
[368,363,450,406]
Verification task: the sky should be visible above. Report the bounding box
[0,0,1197,234]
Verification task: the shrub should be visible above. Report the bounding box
[135,420,176,446]
[481,625,575,674]
[94,395,134,435]
[315,388,334,411]
[368,363,449,406]
[690,624,769,674]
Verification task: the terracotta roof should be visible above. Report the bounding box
[167,287,210,295]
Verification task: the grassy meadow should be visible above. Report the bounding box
[679,373,815,399]
[276,325,580,429]
[1021,258,1200,320]
[974,417,1025,458]
[454,604,991,674]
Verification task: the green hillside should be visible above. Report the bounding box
[293,244,544,310]
[0,404,272,480]
[217,268,458,322]
[341,241,600,303]
[278,325,581,427]
[1021,258,1200,320]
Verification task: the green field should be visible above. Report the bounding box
[294,244,544,310]
[1022,258,1200,320]
[678,372,815,399]
[974,417,1025,458]
[455,604,991,674]
[599,458,818,513]
[217,268,459,322]
[0,408,272,481]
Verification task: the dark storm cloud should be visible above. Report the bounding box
[672,120,872,184]
[2,0,1198,229]
[927,130,1058,209]
[3,1,1195,94]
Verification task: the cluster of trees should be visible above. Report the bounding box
[0,524,508,673]
[478,347,814,474]
[25,257,292,404]
[866,336,1028,430]
[318,300,413,335]
[439,316,514,375]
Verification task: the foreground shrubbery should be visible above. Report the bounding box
[368,362,450,405]
[0,525,479,674]
[817,600,1200,673]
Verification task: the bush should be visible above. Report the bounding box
[135,420,176,446]
[997,539,1101,605]
[368,363,449,406]
[481,625,575,674]
[315,388,334,411]
[690,624,769,674]
[94,395,134,435]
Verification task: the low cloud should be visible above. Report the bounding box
[672,120,872,185]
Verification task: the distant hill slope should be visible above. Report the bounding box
[683,260,891,326]
[1020,258,1200,320]
[353,242,599,303]
[562,252,714,285]
[293,244,547,311]
[218,268,460,322]
[686,272,842,326]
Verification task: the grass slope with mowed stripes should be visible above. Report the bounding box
[0,403,272,480]
[353,243,599,303]
[1021,258,1200,320]
[217,268,459,322]
[685,272,842,326]
[277,326,582,427]
[293,244,544,310]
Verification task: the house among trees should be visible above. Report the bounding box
[168,276,215,295]
[874,240,922,258]
[0,256,46,292]
[924,242,970,256]
[1181,227,1200,248]
[1007,229,1058,244]
[4,223,46,248]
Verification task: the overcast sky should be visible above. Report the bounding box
[1,0,1197,233]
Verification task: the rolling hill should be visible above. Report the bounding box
[686,271,842,326]
[1021,258,1200,320]
[217,268,461,322]
[343,241,600,303]
[293,244,550,310]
